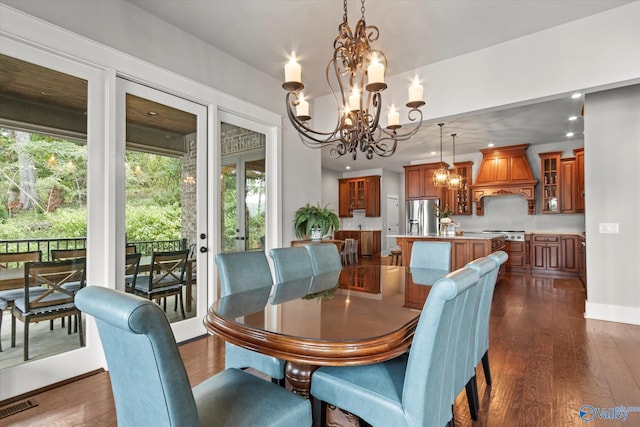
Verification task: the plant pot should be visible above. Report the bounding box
[310,228,323,241]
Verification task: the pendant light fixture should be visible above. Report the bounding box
[282,0,425,160]
[447,133,462,190]
[433,123,449,187]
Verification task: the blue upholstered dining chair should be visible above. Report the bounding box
[463,251,508,419]
[215,251,286,384]
[76,287,311,427]
[409,241,452,271]
[269,247,314,284]
[310,266,481,427]
[304,244,343,275]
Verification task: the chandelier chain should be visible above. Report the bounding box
[361,0,366,19]
[343,0,348,23]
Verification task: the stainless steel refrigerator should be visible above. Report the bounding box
[406,199,439,236]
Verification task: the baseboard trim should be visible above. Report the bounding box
[585,301,640,325]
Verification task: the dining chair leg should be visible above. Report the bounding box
[178,293,186,319]
[11,314,16,347]
[482,351,492,386]
[23,320,29,361]
[0,312,3,352]
[78,313,85,347]
[311,397,326,427]
[465,374,479,421]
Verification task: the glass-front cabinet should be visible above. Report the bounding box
[539,152,561,213]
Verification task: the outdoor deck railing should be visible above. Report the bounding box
[0,237,187,267]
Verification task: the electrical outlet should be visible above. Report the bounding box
[599,223,619,234]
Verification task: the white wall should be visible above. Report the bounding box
[584,84,640,325]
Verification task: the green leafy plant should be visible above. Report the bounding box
[434,204,452,219]
[294,203,340,239]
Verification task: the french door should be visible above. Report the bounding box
[219,116,266,254]
[116,79,209,340]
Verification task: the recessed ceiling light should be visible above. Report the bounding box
[568,116,578,121]
[488,143,494,147]
[566,132,575,137]
[571,93,582,99]
[345,166,351,170]
[430,151,436,155]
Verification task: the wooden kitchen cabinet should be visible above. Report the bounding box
[539,152,561,213]
[578,234,586,286]
[504,241,526,272]
[561,235,579,273]
[334,230,381,257]
[360,230,381,257]
[531,234,562,272]
[560,157,577,213]
[337,175,380,217]
[540,149,584,214]
[404,163,447,200]
[574,147,585,213]
[446,161,473,215]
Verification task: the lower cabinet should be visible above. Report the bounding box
[530,233,581,276]
[334,230,381,257]
[504,241,526,272]
[531,234,562,272]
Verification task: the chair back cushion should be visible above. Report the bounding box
[269,247,314,284]
[403,266,480,427]
[409,241,452,271]
[467,251,508,362]
[305,244,342,275]
[215,251,273,296]
[76,286,199,426]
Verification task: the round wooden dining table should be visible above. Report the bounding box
[204,264,448,398]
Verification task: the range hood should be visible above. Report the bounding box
[471,144,538,215]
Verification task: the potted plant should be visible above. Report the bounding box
[294,203,340,241]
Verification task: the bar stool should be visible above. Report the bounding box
[390,248,402,266]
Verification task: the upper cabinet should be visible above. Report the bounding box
[446,161,473,215]
[573,147,585,213]
[338,175,380,217]
[539,148,584,214]
[404,163,447,200]
[539,151,561,213]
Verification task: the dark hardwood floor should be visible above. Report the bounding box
[2,258,640,426]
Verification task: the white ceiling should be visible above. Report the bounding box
[127,0,633,172]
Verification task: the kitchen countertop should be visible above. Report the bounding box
[389,233,505,240]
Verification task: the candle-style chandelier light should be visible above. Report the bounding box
[282,0,425,160]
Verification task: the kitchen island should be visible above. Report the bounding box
[392,233,506,270]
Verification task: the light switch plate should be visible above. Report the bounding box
[599,223,619,233]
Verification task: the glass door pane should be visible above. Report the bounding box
[0,54,88,369]
[220,122,266,253]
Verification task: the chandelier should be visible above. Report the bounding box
[433,123,449,187]
[447,133,462,190]
[282,0,425,160]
